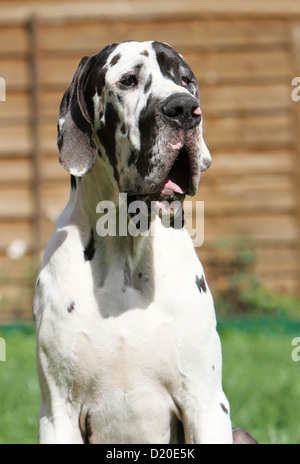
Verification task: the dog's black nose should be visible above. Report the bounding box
[162,94,202,129]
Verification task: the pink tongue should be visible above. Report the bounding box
[161,179,185,195]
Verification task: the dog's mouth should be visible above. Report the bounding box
[126,143,198,208]
[159,146,190,201]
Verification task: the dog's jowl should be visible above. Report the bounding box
[33,41,233,444]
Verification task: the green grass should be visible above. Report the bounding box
[219,319,300,444]
[0,320,300,444]
[0,325,39,444]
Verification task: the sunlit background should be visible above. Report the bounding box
[0,0,300,444]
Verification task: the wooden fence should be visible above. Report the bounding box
[0,0,300,321]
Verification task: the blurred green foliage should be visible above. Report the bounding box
[214,237,300,320]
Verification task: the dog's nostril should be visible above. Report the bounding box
[162,95,202,128]
[192,107,202,117]
[163,105,184,118]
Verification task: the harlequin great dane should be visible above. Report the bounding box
[34,41,243,444]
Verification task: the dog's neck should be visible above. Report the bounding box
[67,156,151,265]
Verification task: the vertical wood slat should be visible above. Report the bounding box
[290,22,300,294]
[27,16,42,254]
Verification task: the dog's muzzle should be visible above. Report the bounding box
[162,93,202,130]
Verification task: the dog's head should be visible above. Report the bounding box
[58,41,211,203]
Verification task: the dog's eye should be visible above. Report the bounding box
[182,77,192,87]
[120,75,138,88]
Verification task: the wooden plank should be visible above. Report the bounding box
[28,16,43,254]
[0,285,34,322]
[42,183,70,216]
[2,1,300,25]
[0,57,30,90]
[40,56,80,88]
[40,122,58,154]
[195,175,296,215]
[255,247,299,275]
[0,186,33,219]
[261,275,299,294]
[186,50,291,85]
[0,125,31,157]
[0,158,32,184]
[201,83,290,116]
[200,245,299,276]
[0,91,31,121]
[0,25,28,56]
[40,89,61,119]
[0,255,39,284]
[204,113,292,149]
[39,19,287,54]
[202,214,298,245]
[0,220,33,251]
[208,150,294,176]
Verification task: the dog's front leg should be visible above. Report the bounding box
[181,390,233,444]
[38,399,83,444]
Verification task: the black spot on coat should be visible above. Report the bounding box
[144,74,152,93]
[195,275,207,294]
[84,412,93,444]
[220,403,229,415]
[70,175,77,190]
[110,53,121,67]
[97,102,120,182]
[67,302,75,313]
[84,229,96,261]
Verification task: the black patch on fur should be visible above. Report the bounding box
[70,175,77,190]
[67,302,75,313]
[220,403,229,415]
[195,275,207,294]
[152,41,180,81]
[110,53,121,67]
[137,95,159,178]
[84,228,96,262]
[85,412,93,444]
[97,102,120,182]
[129,149,139,166]
[80,44,119,132]
[123,260,132,288]
[144,74,152,94]
[152,41,199,99]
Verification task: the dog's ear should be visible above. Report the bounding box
[57,56,98,176]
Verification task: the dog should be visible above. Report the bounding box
[33,41,236,444]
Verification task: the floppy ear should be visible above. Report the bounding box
[57,56,98,176]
